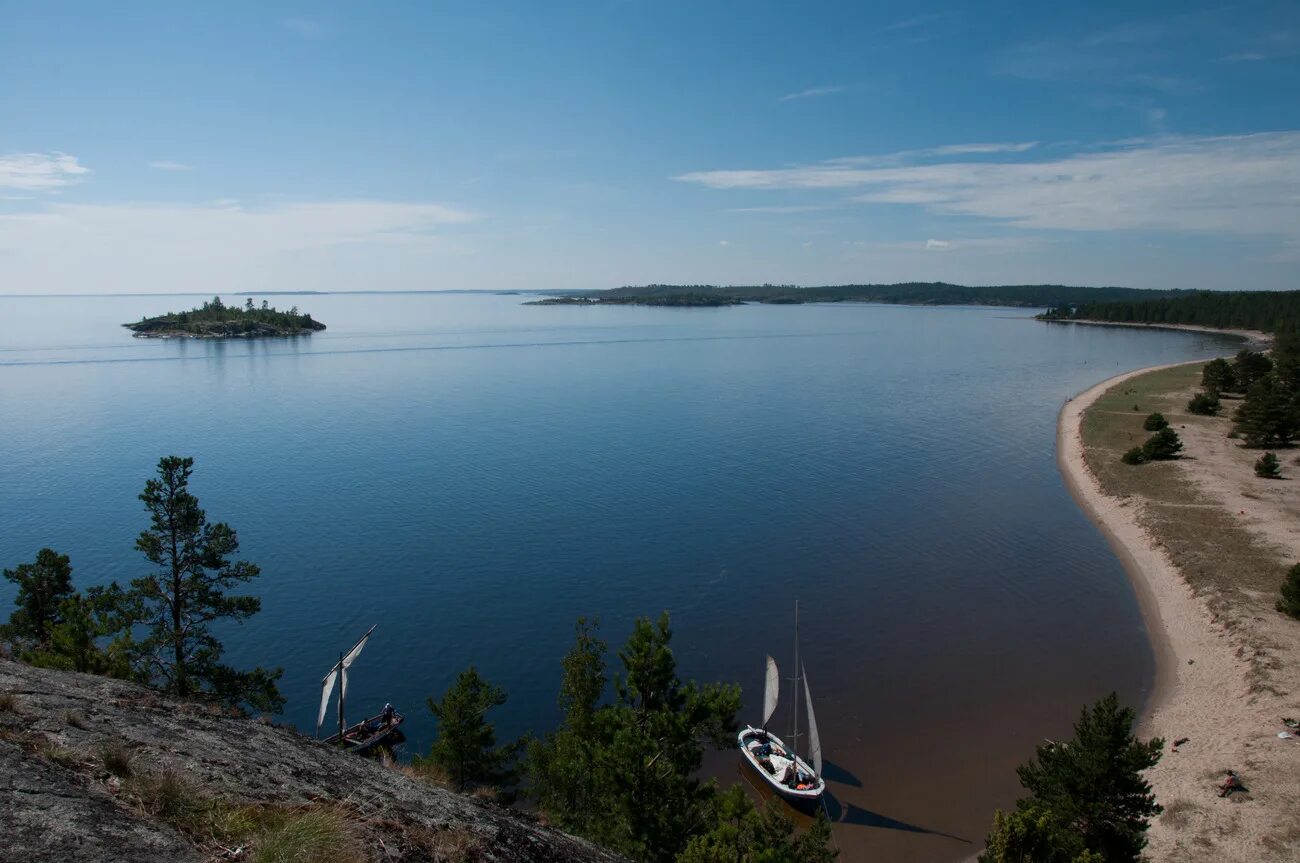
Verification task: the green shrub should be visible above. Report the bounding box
[1142,428,1183,460]
[1143,412,1168,431]
[1279,564,1300,620]
[1255,452,1282,479]
[1121,447,1148,465]
[1187,392,1220,416]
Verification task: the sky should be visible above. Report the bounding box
[1,1,1298,294]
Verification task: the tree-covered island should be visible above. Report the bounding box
[124,296,326,338]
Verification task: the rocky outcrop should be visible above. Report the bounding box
[0,660,622,862]
[124,318,326,338]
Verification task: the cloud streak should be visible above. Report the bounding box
[0,153,90,190]
[148,160,193,171]
[778,85,848,102]
[675,132,1300,240]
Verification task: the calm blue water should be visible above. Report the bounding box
[0,294,1238,860]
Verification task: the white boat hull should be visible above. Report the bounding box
[737,725,825,807]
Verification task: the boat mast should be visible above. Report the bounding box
[791,600,800,760]
[338,649,348,743]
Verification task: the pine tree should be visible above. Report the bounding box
[1,548,75,651]
[419,666,518,791]
[1234,377,1300,447]
[99,456,283,712]
[1201,358,1237,394]
[982,694,1162,862]
[1278,563,1300,620]
[1141,428,1183,460]
[1233,350,1274,391]
[1255,452,1282,479]
[1142,413,1168,431]
[1187,392,1220,416]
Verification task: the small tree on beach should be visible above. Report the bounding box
[1279,564,1300,620]
[1141,428,1183,461]
[1202,358,1237,394]
[1233,350,1273,391]
[1142,413,1168,431]
[1120,447,1148,465]
[1255,452,1282,479]
[1187,392,1220,416]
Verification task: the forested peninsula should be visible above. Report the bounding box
[529,282,1187,308]
[1040,289,1300,334]
[124,296,326,338]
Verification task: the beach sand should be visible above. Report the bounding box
[1058,357,1300,860]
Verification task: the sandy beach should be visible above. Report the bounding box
[1058,357,1300,861]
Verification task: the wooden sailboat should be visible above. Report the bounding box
[317,624,406,755]
[737,601,825,808]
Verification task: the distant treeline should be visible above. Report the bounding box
[562,282,1189,308]
[1041,290,1300,334]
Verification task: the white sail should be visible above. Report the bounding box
[315,624,376,735]
[317,667,338,734]
[763,655,779,727]
[802,664,822,777]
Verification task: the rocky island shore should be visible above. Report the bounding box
[125,296,326,339]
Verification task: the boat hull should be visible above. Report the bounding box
[323,711,406,756]
[737,725,824,809]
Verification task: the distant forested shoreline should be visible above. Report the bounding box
[530,282,1190,308]
[1040,290,1300,334]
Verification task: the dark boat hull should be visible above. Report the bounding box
[324,711,405,755]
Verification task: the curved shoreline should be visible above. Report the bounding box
[1041,318,1272,351]
[1056,362,1195,730]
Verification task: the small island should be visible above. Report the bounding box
[124,296,327,339]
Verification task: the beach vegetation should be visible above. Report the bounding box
[1201,358,1238,394]
[1278,564,1300,619]
[1142,428,1183,460]
[1187,392,1220,416]
[1142,412,1168,431]
[95,456,284,713]
[1233,350,1274,391]
[1120,447,1148,465]
[981,694,1162,863]
[417,666,519,792]
[1233,377,1300,447]
[1254,452,1282,479]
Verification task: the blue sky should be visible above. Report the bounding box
[2,1,1298,293]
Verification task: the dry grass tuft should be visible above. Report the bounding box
[1160,798,1203,828]
[40,742,79,768]
[64,709,89,729]
[0,691,18,713]
[251,809,361,863]
[100,740,133,777]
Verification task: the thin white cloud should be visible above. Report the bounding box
[925,239,951,249]
[824,141,1037,167]
[725,204,834,214]
[718,240,730,246]
[0,200,481,294]
[0,153,89,191]
[778,85,848,102]
[675,132,1300,240]
[148,160,193,171]
[882,13,946,33]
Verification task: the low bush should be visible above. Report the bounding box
[1121,447,1148,465]
[1143,428,1183,460]
[1187,392,1220,416]
[1255,452,1282,479]
[1279,564,1300,620]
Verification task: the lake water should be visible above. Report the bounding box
[0,293,1239,860]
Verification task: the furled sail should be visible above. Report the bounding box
[315,624,377,735]
[763,655,779,727]
[802,664,822,777]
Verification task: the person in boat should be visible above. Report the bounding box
[382,703,395,725]
[781,762,797,787]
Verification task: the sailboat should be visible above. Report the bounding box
[317,624,406,755]
[737,601,825,808]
